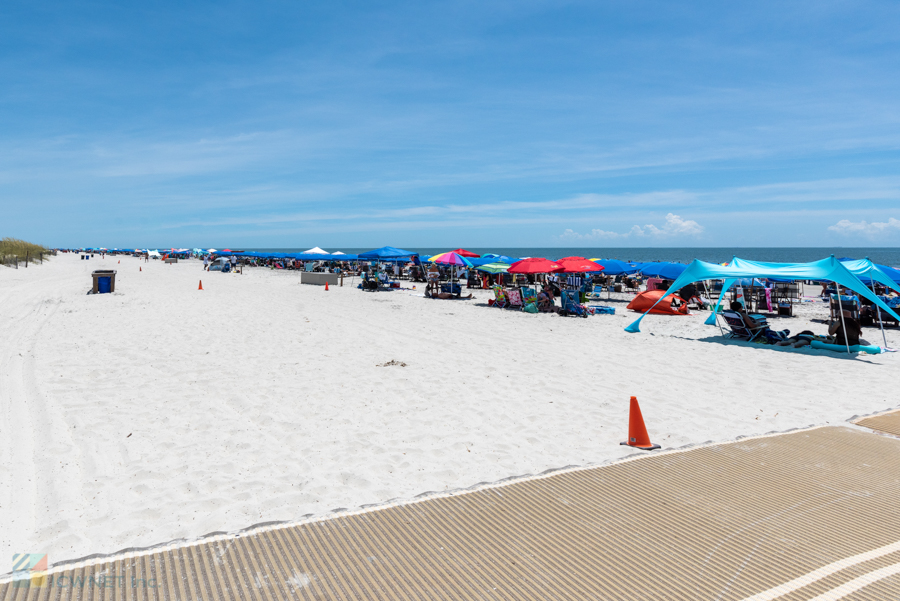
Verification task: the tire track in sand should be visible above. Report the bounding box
[0,271,80,563]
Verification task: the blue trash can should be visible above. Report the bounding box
[92,270,116,294]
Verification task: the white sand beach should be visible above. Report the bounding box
[1,253,897,567]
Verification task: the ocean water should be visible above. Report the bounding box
[247,247,900,266]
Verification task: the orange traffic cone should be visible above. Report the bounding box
[198,280,203,291]
[118,260,120,264]
[139,266,142,271]
[325,281,329,291]
[620,396,661,450]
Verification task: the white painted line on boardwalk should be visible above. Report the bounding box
[739,540,900,601]
[807,562,900,601]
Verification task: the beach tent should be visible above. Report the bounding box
[625,256,900,353]
[839,259,900,292]
[627,290,689,315]
[302,247,329,254]
[358,246,419,260]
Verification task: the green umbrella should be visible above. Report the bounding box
[475,262,509,274]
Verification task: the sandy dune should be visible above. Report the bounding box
[1,254,897,567]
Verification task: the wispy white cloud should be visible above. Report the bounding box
[560,213,704,241]
[828,217,900,239]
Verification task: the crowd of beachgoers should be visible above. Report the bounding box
[5,246,897,566]
[57,245,900,353]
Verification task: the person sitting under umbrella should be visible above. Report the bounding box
[538,285,558,312]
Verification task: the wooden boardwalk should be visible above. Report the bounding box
[3,425,900,600]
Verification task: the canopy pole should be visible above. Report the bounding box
[835,288,851,354]
[868,278,888,347]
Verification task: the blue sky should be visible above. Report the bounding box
[2,0,899,248]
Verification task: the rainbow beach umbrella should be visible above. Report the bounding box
[428,252,473,294]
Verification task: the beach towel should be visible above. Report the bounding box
[507,289,524,307]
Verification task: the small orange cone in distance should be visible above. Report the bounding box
[325,281,329,291]
[198,280,203,291]
[139,266,142,271]
[620,396,661,451]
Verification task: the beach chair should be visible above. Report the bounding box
[492,286,509,308]
[521,287,537,305]
[560,290,589,318]
[587,285,606,300]
[830,294,859,321]
[623,277,641,293]
[507,288,524,309]
[721,310,768,341]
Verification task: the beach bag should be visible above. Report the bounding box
[524,302,538,313]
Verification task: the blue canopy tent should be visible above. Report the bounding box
[358,246,419,260]
[625,256,900,353]
[836,259,900,294]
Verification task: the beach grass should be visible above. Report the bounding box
[0,237,50,266]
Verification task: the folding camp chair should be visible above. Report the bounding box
[521,287,537,305]
[586,285,607,300]
[506,288,524,309]
[721,310,768,341]
[492,286,509,308]
[560,290,589,318]
[830,294,859,321]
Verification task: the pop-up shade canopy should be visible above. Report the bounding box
[625,256,900,334]
[838,258,900,293]
[358,246,419,259]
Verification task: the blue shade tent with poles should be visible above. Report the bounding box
[625,256,900,353]
[358,247,419,259]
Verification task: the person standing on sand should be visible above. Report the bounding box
[230,255,237,272]
[203,256,209,271]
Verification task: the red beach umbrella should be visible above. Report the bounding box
[557,257,605,273]
[449,248,480,258]
[508,257,565,274]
